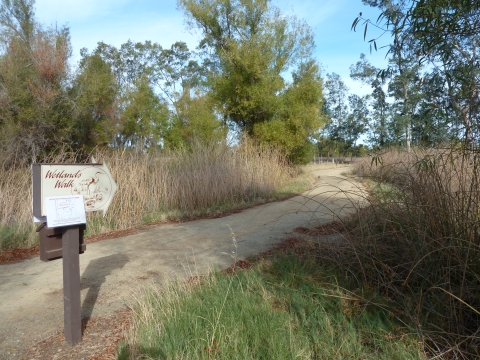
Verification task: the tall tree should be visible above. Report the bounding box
[165,91,226,148]
[350,54,390,147]
[90,40,221,149]
[70,54,117,151]
[322,73,369,155]
[323,72,350,142]
[411,72,453,145]
[0,0,35,45]
[0,0,73,165]
[178,0,317,138]
[92,41,205,116]
[387,41,423,151]
[344,94,369,149]
[324,73,349,121]
[406,0,480,141]
[355,0,480,143]
[353,1,421,151]
[120,74,170,150]
[253,60,326,163]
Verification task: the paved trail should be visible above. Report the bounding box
[0,166,365,359]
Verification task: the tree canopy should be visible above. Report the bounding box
[352,0,480,146]
[178,0,326,162]
[5,0,478,164]
[0,0,73,165]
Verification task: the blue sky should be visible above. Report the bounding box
[35,0,390,96]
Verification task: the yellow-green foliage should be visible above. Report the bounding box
[253,61,328,164]
[166,92,227,149]
[179,0,325,164]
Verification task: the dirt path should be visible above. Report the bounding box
[0,165,366,359]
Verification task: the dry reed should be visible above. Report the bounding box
[326,147,480,358]
[0,141,289,250]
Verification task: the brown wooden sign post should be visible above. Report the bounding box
[62,226,82,344]
[32,162,117,345]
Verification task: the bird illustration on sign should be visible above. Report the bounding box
[81,172,101,195]
[72,168,112,211]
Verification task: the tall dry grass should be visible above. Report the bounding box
[0,141,289,251]
[328,147,480,358]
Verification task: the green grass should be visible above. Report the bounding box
[274,169,314,199]
[118,245,422,359]
[0,223,37,251]
[367,181,402,201]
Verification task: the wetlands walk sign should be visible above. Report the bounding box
[32,162,117,219]
[32,161,117,345]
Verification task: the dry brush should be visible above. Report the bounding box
[0,141,289,251]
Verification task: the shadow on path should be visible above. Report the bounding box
[80,253,129,330]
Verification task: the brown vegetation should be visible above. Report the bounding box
[323,147,480,358]
[0,141,289,251]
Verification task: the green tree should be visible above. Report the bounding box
[178,0,319,148]
[70,54,117,151]
[354,0,480,142]
[0,0,73,165]
[92,40,204,115]
[411,72,453,145]
[344,94,369,150]
[0,0,35,45]
[323,72,371,155]
[120,75,170,150]
[253,60,326,163]
[324,72,350,140]
[350,53,390,147]
[153,42,204,108]
[400,0,480,141]
[165,91,226,148]
[91,40,220,149]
